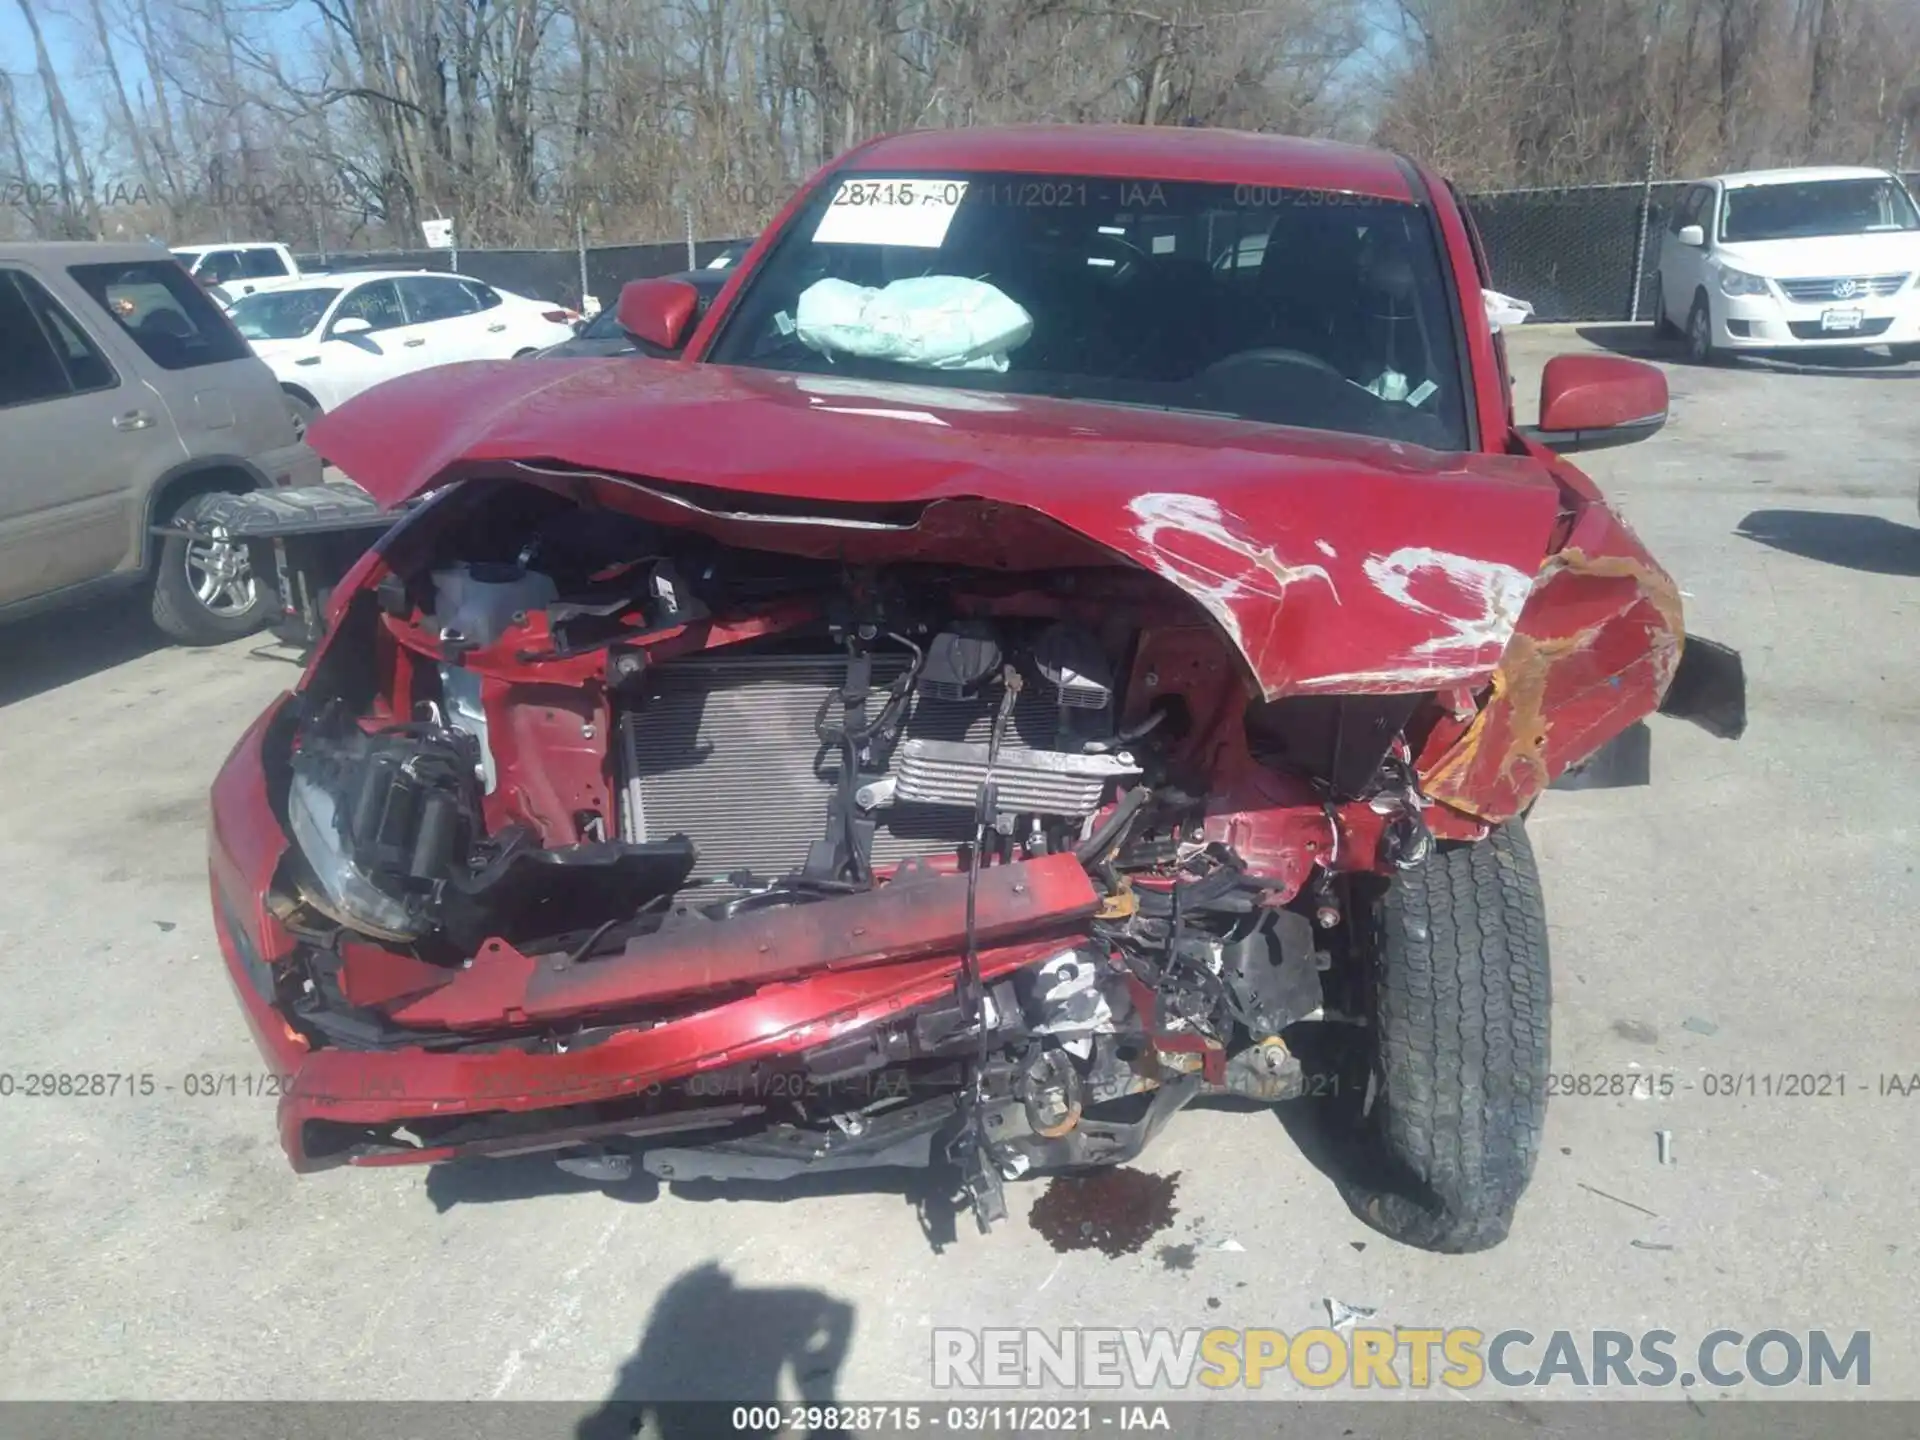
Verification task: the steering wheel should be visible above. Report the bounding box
[1201,346,1347,382]
[1086,232,1151,286]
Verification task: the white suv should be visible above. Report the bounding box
[1655,166,1920,364]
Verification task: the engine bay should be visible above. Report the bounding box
[265,477,1456,1210]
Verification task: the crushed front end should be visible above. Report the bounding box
[206,461,1683,1231]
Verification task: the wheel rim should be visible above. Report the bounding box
[183,525,257,617]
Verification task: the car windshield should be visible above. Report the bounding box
[1721,178,1919,242]
[706,171,1469,450]
[227,287,341,340]
[580,304,629,339]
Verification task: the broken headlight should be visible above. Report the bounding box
[285,721,481,940]
[287,768,428,940]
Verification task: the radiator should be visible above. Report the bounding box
[617,651,1075,890]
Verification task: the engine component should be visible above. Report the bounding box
[892,738,1140,817]
[1019,1048,1084,1137]
[1222,1036,1306,1101]
[919,623,1002,701]
[616,649,1109,893]
[1031,621,1114,710]
[1218,910,1323,1035]
[1020,946,1122,1055]
[438,666,495,792]
[431,562,557,649]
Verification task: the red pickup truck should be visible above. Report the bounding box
[206,125,1743,1253]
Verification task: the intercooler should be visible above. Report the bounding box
[616,651,1124,891]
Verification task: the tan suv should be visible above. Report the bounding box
[0,241,322,645]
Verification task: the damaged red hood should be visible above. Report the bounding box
[311,359,1564,698]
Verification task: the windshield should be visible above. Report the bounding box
[706,171,1469,451]
[580,304,629,339]
[227,287,341,340]
[1721,178,1919,242]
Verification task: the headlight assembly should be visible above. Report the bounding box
[286,768,426,939]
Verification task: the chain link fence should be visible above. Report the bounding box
[298,173,1920,324]
[1460,181,1685,322]
[1462,172,1920,322]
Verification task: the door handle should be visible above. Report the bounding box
[404,338,427,347]
[487,323,507,332]
[112,410,155,432]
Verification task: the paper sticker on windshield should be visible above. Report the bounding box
[813,179,969,247]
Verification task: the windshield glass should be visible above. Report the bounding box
[581,304,629,339]
[1721,178,1919,242]
[707,171,1468,451]
[227,287,340,340]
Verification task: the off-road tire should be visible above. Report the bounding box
[1352,820,1550,1253]
[150,491,275,646]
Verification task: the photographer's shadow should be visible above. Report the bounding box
[577,1261,856,1440]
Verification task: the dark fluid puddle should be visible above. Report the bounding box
[1028,1167,1181,1257]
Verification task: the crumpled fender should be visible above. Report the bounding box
[1419,501,1685,822]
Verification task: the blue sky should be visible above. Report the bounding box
[0,1,87,75]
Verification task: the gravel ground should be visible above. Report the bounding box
[1,324,1916,1408]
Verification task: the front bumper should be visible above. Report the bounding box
[1713,288,1920,349]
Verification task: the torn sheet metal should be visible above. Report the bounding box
[1419,504,1685,822]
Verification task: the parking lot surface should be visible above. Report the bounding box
[1,326,1917,1404]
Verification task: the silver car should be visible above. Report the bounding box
[0,241,321,644]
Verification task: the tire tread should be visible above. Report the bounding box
[1360,822,1550,1253]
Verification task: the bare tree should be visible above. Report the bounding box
[15,0,101,234]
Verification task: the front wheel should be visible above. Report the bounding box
[1685,293,1722,365]
[1350,821,1550,1253]
[150,492,274,646]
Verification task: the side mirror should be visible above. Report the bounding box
[330,316,373,338]
[616,277,701,352]
[571,317,588,336]
[1677,223,1706,248]
[1517,354,1668,453]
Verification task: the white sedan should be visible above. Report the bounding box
[224,270,580,433]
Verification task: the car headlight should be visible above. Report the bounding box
[1717,266,1770,298]
[286,769,425,939]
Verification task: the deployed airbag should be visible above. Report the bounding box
[794,276,1034,372]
